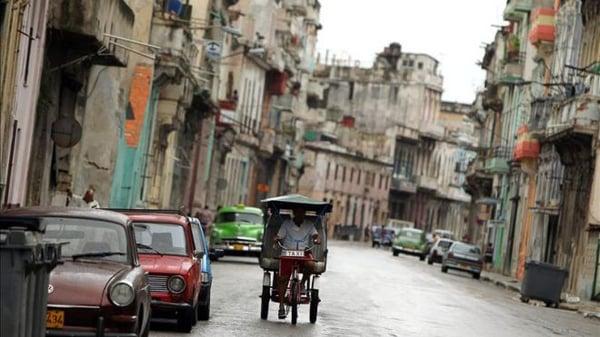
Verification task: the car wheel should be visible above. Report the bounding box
[177,307,194,333]
[198,288,211,321]
[472,272,480,280]
[441,265,448,273]
[419,254,425,261]
[290,280,298,325]
[427,256,434,265]
[392,249,399,256]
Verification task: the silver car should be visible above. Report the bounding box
[441,242,483,279]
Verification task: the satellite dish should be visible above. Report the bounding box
[216,178,228,190]
[51,117,82,148]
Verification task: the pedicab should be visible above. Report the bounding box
[259,194,332,325]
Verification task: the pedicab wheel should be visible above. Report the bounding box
[419,254,426,261]
[260,285,270,320]
[392,249,399,257]
[290,280,298,325]
[441,266,448,273]
[309,289,319,324]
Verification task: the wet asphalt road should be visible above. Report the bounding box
[150,241,599,337]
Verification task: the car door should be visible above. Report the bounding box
[190,220,211,283]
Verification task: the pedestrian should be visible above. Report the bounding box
[364,225,370,242]
[67,185,100,208]
[485,242,494,265]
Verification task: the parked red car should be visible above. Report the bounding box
[0,207,152,337]
[121,212,208,333]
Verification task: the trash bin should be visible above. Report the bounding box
[0,217,62,337]
[520,260,568,308]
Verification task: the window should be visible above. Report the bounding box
[43,219,129,263]
[134,223,188,256]
[418,62,423,69]
[342,166,346,182]
[409,60,414,67]
[335,164,339,180]
[190,222,205,251]
[378,174,383,189]
[348,81,355,100]
[358,170,362,184]
[350,168,354,182]
[326,162,331,179]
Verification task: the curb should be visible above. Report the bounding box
[482,274,600,320]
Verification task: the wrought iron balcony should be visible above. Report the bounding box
[546,93,600,140]
[484,146,510,174]
[48,0,135,66]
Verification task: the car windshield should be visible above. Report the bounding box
[400,230,422,240]
[42,218,129,264]
[217,212,262,224]
[133,223,188,256]
[453,243,481,255]
[439,240,453,249]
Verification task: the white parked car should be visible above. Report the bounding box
[427,238,454,265]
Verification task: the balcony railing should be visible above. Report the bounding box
[484,146,511,174]
[546,93,600,138]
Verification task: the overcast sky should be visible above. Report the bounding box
[316,0,507,103]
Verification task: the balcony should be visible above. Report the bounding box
[391,176,417,194]
[529,8,555,45]
[546,94,600,153]
[484,146,510,174]
[482,83,504,112]
[528,98,553,135]
[503,0,533,22]
[513,126,540,161]
[150,16,196,77]
[416,175,438,192]
[419,121,445,140]
[48,0,135,66]
[259,129,276,156]
[499,62,524,85]
[283,0,308,16]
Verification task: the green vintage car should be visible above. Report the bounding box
[210,204,264,259]
[392,227,428,260]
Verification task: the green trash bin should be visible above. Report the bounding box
[520,260,568,308]
[0,217,62,337]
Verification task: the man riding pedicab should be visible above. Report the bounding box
[259,194,331,325]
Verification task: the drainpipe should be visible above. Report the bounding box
[505,177,520,275]
[2,121,18,207]
[187,128,203,213]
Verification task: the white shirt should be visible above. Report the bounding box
[277,219,318,250]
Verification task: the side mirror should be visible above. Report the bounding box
[194,250,205,260]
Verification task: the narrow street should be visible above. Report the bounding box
[150,241,599,337]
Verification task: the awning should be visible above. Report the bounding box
[262,194,332,213]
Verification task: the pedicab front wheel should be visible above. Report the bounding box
[309,289,319,323]
[290,279,298,325]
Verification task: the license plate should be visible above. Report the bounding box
[233,244,244,251]
[282,250,304,257]
[46,310,64,329]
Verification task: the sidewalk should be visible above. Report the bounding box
[481,270,600,320]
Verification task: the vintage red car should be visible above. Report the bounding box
[0,207,152,337]
[120,211,209,333]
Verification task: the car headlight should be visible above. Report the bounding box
[167,276,186,294]
[110,282,134,307]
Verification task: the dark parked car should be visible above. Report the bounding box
[441,242,483,279]
[0,207,152,337]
